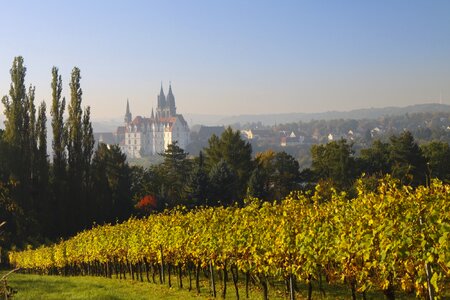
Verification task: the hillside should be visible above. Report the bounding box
[217,103,450,125]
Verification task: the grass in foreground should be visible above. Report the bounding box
[6,273,206,300]
[4,272,449,300]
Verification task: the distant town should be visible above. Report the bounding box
[94,100,450,169]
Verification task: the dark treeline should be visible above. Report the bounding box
[133,128,450,213]
[1,56,450,255]
[0,57,132,251]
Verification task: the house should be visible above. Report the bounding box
[280,131,304,147]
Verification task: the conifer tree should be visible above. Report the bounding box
[389,131,426,186]
[359,140,391,176]
[247,166,269,200]
[185,151,208,206]
[204,127,252,201]
[421,141,450,182]
[91,144,132,223]
[271,151,300,199]
[158,142,191,207]
[311,139,356,190]
[208,159,237,206]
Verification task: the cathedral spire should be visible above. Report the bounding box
[151,107,155,119]
[157,82,166,109]
[160,82,165,97]
[166,82,176,116]
[124,99,132,123]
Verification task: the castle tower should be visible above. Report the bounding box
[124,99,132,123]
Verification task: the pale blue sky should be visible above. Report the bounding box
[1,0,449,119]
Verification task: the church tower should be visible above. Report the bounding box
[166,82,177,117]
[124,99,132,123]
[156,83,166,118]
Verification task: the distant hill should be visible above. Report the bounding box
[217,103,450,125]
[184,113,228,126]
[3,103,449,132]
[92,119,123,133]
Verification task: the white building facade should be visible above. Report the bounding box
[119,84,190,158]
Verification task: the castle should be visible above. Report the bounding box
[117,83,190,158]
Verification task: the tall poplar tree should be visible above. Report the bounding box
[1,58,32,198]
[50,66,66,238]
[82,106,94,186]
[66,67,84,234]
[35,102,50,233]
[1,56,40,241]
[1,57,31,186]
[50,67,66,178]
[36,102,48,175]
[2,57,26,150]
[81,106,94,227]
[67,67,83,174]
[25,85,37,183]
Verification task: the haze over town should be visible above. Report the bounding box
[1,0,450,122]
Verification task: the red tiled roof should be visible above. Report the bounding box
[131,116,145,125]
[158,117,177,123]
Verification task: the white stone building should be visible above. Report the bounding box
[118,84,189,158]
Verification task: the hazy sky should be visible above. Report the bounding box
[1,0,450,120]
